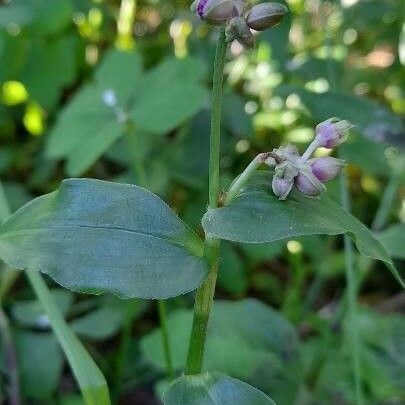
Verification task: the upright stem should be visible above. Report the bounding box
[340,168,363,405]
[208,29,227,210]
[185,28,227,375]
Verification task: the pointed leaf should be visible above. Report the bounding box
[163,372,276,405]
[202,173,403,287]
[0,179,207,298]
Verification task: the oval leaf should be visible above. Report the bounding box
[202,173,403,287]
[163,372,276,405]
[0,179,207,298]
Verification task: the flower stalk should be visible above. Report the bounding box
[185,28,227,375]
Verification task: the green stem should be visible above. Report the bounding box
[158,300,174,380]
[225,152,270,205]
[207,28,227,211]
[340,168,363,405]
[185,28,227,375]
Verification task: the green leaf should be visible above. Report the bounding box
[276,86,404,144]
[11,289,73,327]
[377,223,405,259]
[0,180,110,405]
[71,307,124,341]
[15,331,63,398]
[66,120,123,176]
[141,299,298,379]
[0,178,207,298]
[163,372,276,405]
[21,35,79,109]
[46,52,206,175]
[202,173,403,287]
[217,243,247,295]
[130,57,207,134]
[95,50,143,106]
[46,85,117,159]
[26,271,111,405]
[0,3,34,27]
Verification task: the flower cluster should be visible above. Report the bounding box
[191,0,288,48]
[265,118,352,200]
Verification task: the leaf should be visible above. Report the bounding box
[217,243,247,295]
[95,50,143,106]
[26,271,111,405]
[15,331,63,398]
[46,52,206,175]
[66,120,123,176]
[276,86,404,145]
[377,223,405,260]
[0,3,34,27]
[202,173,404,287]
[0,180,110,405]
[163,372,276,405]
[21,35,79,109]
[71,307,124,341]
[0,178,207,298]
[130,57,207,134]
[46,85,117,159]
[11,289,73,328]
[141,299,298,379]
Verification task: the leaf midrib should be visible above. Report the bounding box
[0,224,199,254]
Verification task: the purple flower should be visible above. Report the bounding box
[246,2,288,31]
[315,118,352,149]
[309,156,345,182]
[193,0,243,25]
[295,169,325,197]
[272,175,294,200]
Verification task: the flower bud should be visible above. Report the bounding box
[272,175,294,200]
[295,169,325,197]
[193,0,242,25]
[225,17,255,48]
[246,2,288,31]
[314,118,352,149]
[309,157,345,182]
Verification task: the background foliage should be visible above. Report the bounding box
[0,0,404,404]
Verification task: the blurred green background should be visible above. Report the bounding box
[0,0,404,404]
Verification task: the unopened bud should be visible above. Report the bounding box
[193,0,242,25]
[226,17,255,48]
[314,118,352,149]
[272,175,294,200]
[295,169,325,197]
[309,157,345,182]
[246,2,288,31]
